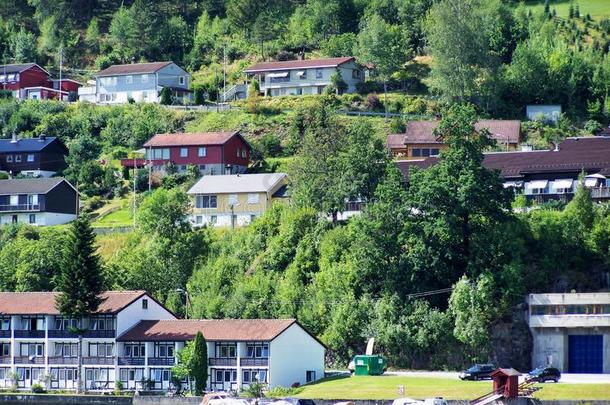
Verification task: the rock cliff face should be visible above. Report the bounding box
[490,303,532,371]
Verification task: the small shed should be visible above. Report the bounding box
[491,368,522,399]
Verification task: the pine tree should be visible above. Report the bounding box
[160,87,173,105]
[55,215,104,393]
[191,331,208,395]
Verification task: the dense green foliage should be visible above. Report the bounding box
[191,331,208,395]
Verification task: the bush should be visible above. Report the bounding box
[160,87,173,105]
[365,93,382,110]
[194,86,205,105]
[0,89,13,99]
[256,133,283,158]
[356,80,384,94]
[68,91,78,102]
[114,380,124,395]
[266,385,303,397]
[82,196,105,213]
[403,97,428,115]
[31,383,46,393]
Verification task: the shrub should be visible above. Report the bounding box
[194,86,205,105]
[266,385,303,397]
[365,93,382,110]
[0,89,13,99]
[403,97,428,115]
[82,196,104,213]
[356,80,384,94]
[160,87,173,105]
[68,91,78,102]
[31,383,46,393]
[114,380,124,395]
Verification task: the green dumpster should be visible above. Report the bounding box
[353,355,387,376]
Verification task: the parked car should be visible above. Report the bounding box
[275,399,316,405]
[527,366,561,383]
[459,364,495,380]
[392,397,448,405]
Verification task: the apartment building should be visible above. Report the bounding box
[0,291,324,392]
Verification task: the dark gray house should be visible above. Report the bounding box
[0,177,78,226]
[0,135,68,177]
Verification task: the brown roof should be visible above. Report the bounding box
[386,134,407,149]
[397,136,610,180]
[245,57,355,73]
[143,132,240,147]
[393,120,521,147]
[96,62,174,77]
[117,319,299,342]
[492,368,522,377]
[0,291,147,315]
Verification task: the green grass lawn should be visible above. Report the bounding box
[294,375,610,400]
[526,0,610,19]
[91,197,133,228]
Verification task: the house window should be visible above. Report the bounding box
[430,148,440,156]
[123,343,146,357]
[246,343,269,358]
[142,299,148,310]
[88,343,113,357]
[228,194,238,205]
[210,215,217,224]
[54,343,78,357]
[179,76,185,85]
[15,155,21,162]
[316,69,323,79]
[54,317,79,330]
[155,343,175,358]
[216,344,237,358]
[141,74,149,83]
[142,91,148,100]
[241,148,247,158]
[28,214,36,224]
[180,148,188,157]
[126,75,133,84]
[195,195,217,208]
[247,194,259,204]
[306,371,316,382]
[198,147,206,157]
[27,154,34,162]
[0,342,10,356]
[236,148,241,157]
[352,69,361,79]
[250,214,256,222]
[90,316,114,331]
[149,148,171,160]
[298,70,307,80]
[6,155,12,162]
[1,317,10,331]
[20,343,44,357]
[196,215,203,224]
[21,317,45,330]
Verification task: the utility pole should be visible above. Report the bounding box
[133,155,137,227]
[223,43,226,103]
[59,46,63,99]
[148,147,152,192]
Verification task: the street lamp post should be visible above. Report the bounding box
[175,288,190,319]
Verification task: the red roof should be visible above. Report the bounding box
[245,57,355,73]
[392,120,521,146]
[397,136,610,179]
[143,132,242,148]
[0,291,147,315]
[117,319,298,342]
[96,62,174,77]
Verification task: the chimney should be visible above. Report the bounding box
[298,51,305,61]
[10,132,18,143]
[39,134,46,142]
[553,142,560,151]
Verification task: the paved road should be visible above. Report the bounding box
[384,371,610,384]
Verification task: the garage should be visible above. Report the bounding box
[568,335,603,373]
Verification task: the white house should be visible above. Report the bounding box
[244,57,363,97]
[527,292,610,374]
[526,105,562,123]
[78,61,191,104]
[0,291,325,392]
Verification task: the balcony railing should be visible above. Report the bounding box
[240,358,269,367]
[48,330,78,338]
[83,330,116,339]
[14,330,45,338]
[0,356,10,364]
[148,357,175,366]
[14,356,44,364]
[118,357,145,366]
[0,204,40,212]
[83,357,115,365]
[0,330,10,338]
[48,356,79,365]
[209,357,237,366]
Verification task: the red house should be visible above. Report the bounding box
[121,131,251,175]
[1,63,80,101]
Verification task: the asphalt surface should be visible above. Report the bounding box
[384,371,610,384]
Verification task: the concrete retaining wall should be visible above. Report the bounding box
[0,394,132,405]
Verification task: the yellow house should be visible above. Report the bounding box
[187,173,288,227]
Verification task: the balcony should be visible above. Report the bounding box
[0,356,10,364]
[48,330,78,339]
[118,357,145,366]
[14,330,45,339]
[48,356,79,365]
[14,356,44,364]
[148,357,175,366]
[0,204,40,212]
[0,330,10,338]
[85,330,116,338]
[209,357,237,367]
[240,358,268,367]
[83,357,115,365]
[529,314,610,328]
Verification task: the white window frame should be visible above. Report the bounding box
[198,147,206,157]
[228,194,238,205]
[316,68,323,79]
[180,148,188,158]
[247,194,259,204]
[141,74,149,83]
[126,75,133,84]
[26,154,34,162]
[179,76,185,85]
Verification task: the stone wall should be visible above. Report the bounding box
[0,394,132,405]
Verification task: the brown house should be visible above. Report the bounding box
[388,120,522,159]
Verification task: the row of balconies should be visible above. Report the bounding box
[0,356,268,367]
[0,330,116,339]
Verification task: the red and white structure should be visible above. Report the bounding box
[1,63,80,101]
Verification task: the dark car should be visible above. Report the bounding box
[282,399,316,405]
[527,366,561,383]
[459,364,495,381]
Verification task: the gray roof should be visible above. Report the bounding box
[0,63,45,75]
[0,136,63,153]
[0,178,68,195]
[187,173,286,194]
